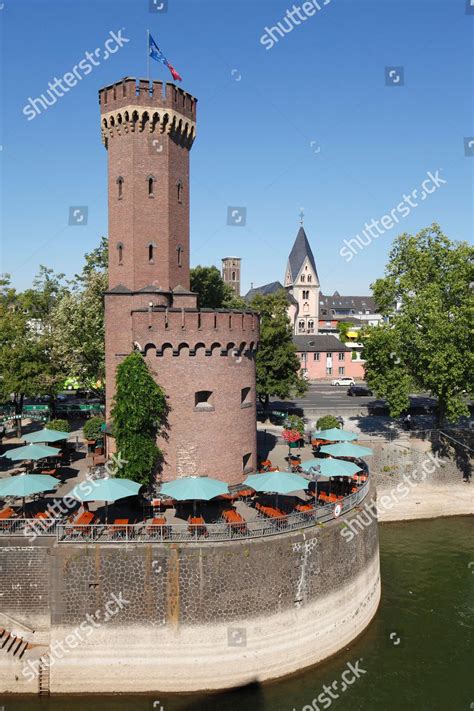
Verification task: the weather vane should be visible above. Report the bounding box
[299,207,305,225]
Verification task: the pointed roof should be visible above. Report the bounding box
[287,227,319,283]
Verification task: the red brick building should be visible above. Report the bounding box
[100,78,259,485]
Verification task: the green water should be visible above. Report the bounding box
[1,517,473,711]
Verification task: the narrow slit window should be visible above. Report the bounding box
[117,243,123,264]
[177,180,183,203]
[148,244,154,263]
[148,177,154,196]
[117,177,123,200]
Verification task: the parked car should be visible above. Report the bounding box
[331,376,355,386]
[347,385,373,397]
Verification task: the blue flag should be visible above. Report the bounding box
[148,33,182,82]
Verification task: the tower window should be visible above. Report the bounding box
[194,390,214,411]
[298,320,305,331]
[147,175,155,197]
[308,320,314,332]
[177,245,183,267]
[117,177,124,200]
[148,243,155,263]
[307,275,312,282]
[177,180,183,203]
[242,452,252,474]
[241,387,252,408]
[232,271,236,280]
[117,242,124,264]
[301,275,305,282]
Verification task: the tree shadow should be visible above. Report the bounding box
[257,430,278,460]
[430,429,472,482]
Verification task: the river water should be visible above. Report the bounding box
[1,516,473,711]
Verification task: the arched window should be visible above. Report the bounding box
[308,320,314,331]
[147,175,155,197]
[303,302,309,313]
[307,275,312,282]
[116,177,124,200]
[232,271,236,280]
[301,275,305,282]
[148,244,154,263]
[117,242,124,264]
[177,180,183,203]
[298,320,305,331]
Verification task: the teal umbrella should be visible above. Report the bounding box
[69,477,142,523]
[243,471,309,495]
[23,429,69,444]
[0,473,59,516]
[160,477,229,515]
[301,458,360,477]
[0,473,59,498]
[3,444,60,462]
[319,442,373,458]
[311,428,358,442]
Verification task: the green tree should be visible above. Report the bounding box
[0,275,64,435]
[83,416,105,441]
[362,224,474,426]
[337,321,353,343]
[249,290,308,408]
[190,265,245,309]
[51,238,108,391]
[111,352,167,485]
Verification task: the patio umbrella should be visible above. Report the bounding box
[0,473,59,515]
[2,443,60,462]
[319,442,373,458]
[311,428,358,442]
[68,477,142,523]
[243,471,309,508]
[160,476,229,515]
[23,429,69,444]
[300,458,360,477]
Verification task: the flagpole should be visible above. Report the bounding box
[147,29,150,82]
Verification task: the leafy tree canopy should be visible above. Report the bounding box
[316,415,341,431]
[249,290,308,408]
[362,224,474,425]
[190,265,246,309]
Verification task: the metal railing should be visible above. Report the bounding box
[0,482,370,544]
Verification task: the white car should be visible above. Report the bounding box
[331,376,355,386]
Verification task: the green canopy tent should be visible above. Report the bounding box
[160,476,229,516]
[0,473,59,516]
[68,477,142,523]
[319,442,373,458]
[23,429,69,444]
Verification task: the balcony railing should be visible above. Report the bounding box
[0,481,370,544]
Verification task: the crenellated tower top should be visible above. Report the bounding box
[99,77,197,149]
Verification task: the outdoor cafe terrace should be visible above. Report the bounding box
[0,427,370,544]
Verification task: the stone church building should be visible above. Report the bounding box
[245,225,382,381]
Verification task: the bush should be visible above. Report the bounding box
[83,416,105,441]
[316,415,341,431]
[46,419,70,433]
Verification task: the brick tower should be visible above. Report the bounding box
[100,78,258,485]
[221,257,241,296]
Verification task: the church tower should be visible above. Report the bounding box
[100,78,258,485]
[284,226,320,334]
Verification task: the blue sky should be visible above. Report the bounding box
[1,0,472,295]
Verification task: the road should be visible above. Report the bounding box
[268,383,438,414]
